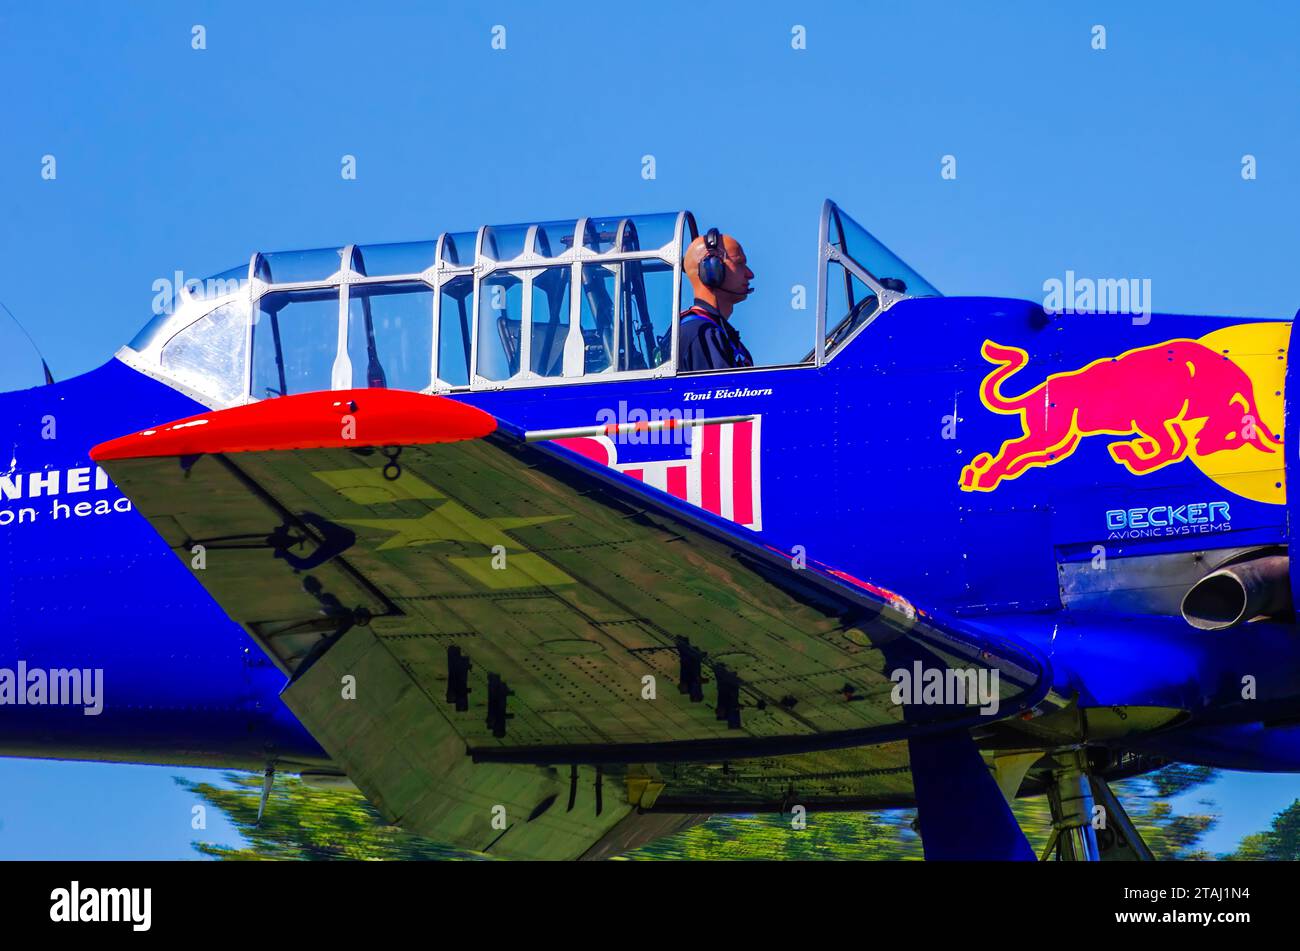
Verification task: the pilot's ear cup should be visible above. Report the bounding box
[698,227,725,288]
[699,255,725,288]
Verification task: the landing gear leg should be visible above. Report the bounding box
[1038,748,1156,860]
[1040,748,1101,861]
[1090,773,1155,861]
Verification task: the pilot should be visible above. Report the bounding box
[679,228,755,371]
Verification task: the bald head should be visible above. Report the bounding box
[684,232,754,318]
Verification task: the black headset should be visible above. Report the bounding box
[698,227,726,288]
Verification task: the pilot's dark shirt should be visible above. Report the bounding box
[678,303,754,371]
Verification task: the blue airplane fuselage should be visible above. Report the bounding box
[3,295,1299,774]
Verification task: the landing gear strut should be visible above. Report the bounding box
[1041,748,1099,861]
[1039,748,1153,861]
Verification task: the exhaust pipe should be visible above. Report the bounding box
[1181,554,1291,631]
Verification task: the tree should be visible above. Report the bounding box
[631,764,1218,860]
[180,762,1218,861]
[625,810,924,861]
[176,773,478,860]
[1108,764,1219,860]
[1226,798,1300,861]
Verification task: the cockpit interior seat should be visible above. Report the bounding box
[496,317,522,378]
[496,317,569,379]
[580,267,616,373]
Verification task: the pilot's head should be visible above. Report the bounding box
[684,230,754,318]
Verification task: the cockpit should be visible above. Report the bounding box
[121,201,939,408]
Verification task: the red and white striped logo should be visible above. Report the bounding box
[553,417,763,530]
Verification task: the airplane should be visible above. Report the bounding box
[2,199,1297,861]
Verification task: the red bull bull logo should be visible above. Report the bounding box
[961,333,1284,494]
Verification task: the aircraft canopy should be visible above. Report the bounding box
[122,203,936,408]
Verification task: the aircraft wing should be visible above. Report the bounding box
[93,389,1050,859]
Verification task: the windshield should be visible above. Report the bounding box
[829,205,940,298]
[808,202,942,363]
[128,265,248,353]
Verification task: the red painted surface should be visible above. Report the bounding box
[91,389,497,461]
[553,435,613,466]
[666,464,688,500]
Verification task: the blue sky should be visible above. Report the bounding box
[0,0,1297,857]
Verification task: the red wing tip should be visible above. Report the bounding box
[91,389,497,462]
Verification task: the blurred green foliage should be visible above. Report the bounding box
[1226,798,1300,860]
[180,762,1220,861]
[176,774,478,860]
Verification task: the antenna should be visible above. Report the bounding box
[0,299,54,384]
